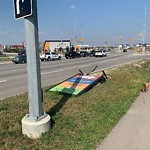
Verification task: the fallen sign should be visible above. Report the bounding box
[49,70,107,95]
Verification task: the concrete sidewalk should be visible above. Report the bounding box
[96,86,150,150]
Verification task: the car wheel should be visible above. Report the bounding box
[22,60,25,63]
[47,57,51,61]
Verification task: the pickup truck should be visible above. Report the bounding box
[40,52,61,61]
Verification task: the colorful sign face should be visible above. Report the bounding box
[50,73,101,95]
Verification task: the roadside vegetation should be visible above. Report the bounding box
[0,54,11,61]
[0,59,150,150]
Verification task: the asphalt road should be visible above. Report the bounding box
[0,51,150,100]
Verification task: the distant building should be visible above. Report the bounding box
[43,40,71,52]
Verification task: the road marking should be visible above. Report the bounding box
[0,80,6,83]
[41,69,64,75]
[0,62,12,65]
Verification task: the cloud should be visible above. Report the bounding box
[138,32,144,37]
[70,5,76,9]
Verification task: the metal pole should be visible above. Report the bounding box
[74,12,77,51]
[81,24,84,50]
[24,0,44,120]
[60,23,63,56]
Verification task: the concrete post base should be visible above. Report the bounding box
[22,114,51,139]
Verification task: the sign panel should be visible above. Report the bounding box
[50,73,101,95]
[14,0,32,19]
[43,40,71,52]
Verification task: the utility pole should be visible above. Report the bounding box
[143,6,147,44]
[74,12,77,51]
[81,24,84,50]
[14,0,51,138]
[105,28,108,50]
[60,23,63,56]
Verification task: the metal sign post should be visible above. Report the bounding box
[24,0,43,121]
[14,0,50,138]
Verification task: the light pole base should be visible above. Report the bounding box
[22,114,51,139]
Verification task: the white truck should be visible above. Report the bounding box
[40,52,61,61]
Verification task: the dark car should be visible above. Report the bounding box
[65,51,80,59]
[123,48,127,52]
[80,51,89,57]
[18,50,26,56]
[89,50,95,57]
[12,55,27,64]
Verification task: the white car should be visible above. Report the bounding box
[95,49,107,57]
[40,52,61,61]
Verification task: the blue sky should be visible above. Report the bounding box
[0,0,150,46]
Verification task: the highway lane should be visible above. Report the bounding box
[0,51,150,100]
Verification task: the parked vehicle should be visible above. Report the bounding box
[65,51,80,59]
[89,50,95,57]
[12,55,27,64]
[80,51,89,57]
[123,48,127,52]
[18,50,26,56]
[80,51,90,57]
[40,52,61,61]
[94,49,107,57]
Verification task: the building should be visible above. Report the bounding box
[43,40,71,52]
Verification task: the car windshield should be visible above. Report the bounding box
[51,52,57,55]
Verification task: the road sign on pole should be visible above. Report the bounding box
[14,0,32,19]
[14,0,50,138]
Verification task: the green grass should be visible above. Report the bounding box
[0,59,150,150]
[0,55,11,61]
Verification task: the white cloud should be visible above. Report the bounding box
[70,5,76,9]
[138,32,144,37]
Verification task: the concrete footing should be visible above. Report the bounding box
[22,114,51,139]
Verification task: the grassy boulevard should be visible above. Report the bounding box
[0,59,150,150]
[0,55,11,61]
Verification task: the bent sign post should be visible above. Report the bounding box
[14,0,50,138]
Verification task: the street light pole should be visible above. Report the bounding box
[60,23,63,56]
[74,12,77,51]
[81,24,84,50]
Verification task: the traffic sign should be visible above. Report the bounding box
[14,0,32,19]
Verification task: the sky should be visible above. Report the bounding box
[0,0,150,46]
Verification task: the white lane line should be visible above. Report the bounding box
[0,62,12,65]
[41,69,64,75]
[0,80,6,83]
[78,64,90,68]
